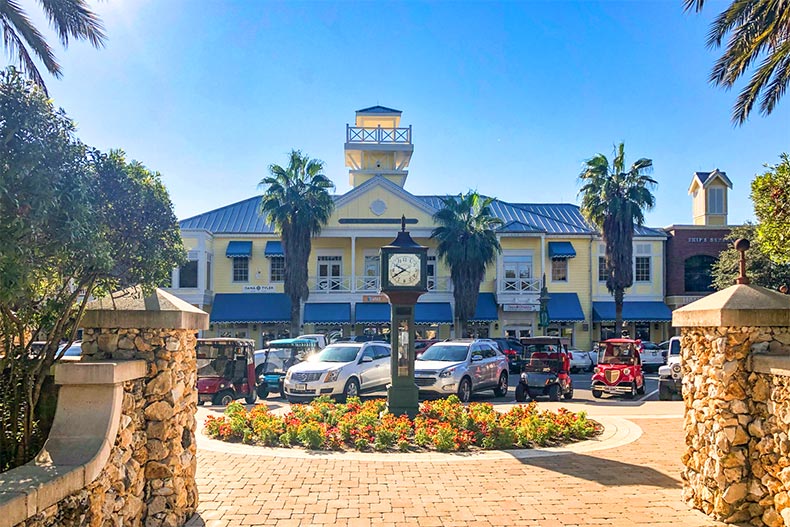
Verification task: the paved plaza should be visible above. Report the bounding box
[187,400,728,527]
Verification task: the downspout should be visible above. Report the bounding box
[540,233,545,338]
[589,235,593,347]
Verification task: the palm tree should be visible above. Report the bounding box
[431,191,502,337]
[685,0,790,124]
[1,0,106,93]
[259,150,335,336]
[578,142,656,337]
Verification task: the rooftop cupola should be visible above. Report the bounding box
[344,106,413,188]
[688,169,733,226]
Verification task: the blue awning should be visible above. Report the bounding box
[304,303,351,324]
[548,241,576,259]
[415,302,453,325]
[210,293,290,323]
[225,241,252,258]
[547,292,585,322]
[470,293,498,322]
[355,303,391,324]
[592,301,672,323]
[264,241,283,257]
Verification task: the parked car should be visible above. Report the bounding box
[414,339,439,358]
[658,336,682,400]
[254,338,320,399]
[640,341,665,372]
[591,338,646,399]
[488,338,525,373]
[568,346,595,373]
[515,339,573,401]
[414,339,509,403]
[58,341,83,362]
[196,338,259,406]
[283,341,391,402]
[296,333,328,349]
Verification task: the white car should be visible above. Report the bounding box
[283,341,391,402]
[658,337,682,400]
[414,339,509,403]
[568,347,596,373]
[640,341,665,372]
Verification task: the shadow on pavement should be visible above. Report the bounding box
[514,451,681,489]
[185,513,206,526]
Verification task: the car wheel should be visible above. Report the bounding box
[493,372,508,397]
[624,382,637,399]
[213,390,235,406]
[636,380,646,395]
[244,389,258,405]
[563,382,574,400]
[457,377,472,403]
[659,382,672,401]
[339,377,359,403]
[197,400,205,406]
[592,388,602,399]
[548,384,560,402]
[515,383,527,403]
[256,383,269,399]
[279,383,286,399]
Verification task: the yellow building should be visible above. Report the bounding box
[168,106,672,349]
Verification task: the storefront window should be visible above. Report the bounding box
[600,324,616,341]
[635,323,650,341]
[547,322,574,344]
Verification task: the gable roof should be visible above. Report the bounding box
[356,105,401,114]
[689,169,733,193]
[179,196,274,233]
[334,175,438,216]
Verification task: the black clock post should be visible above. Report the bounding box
[380,216,428,417]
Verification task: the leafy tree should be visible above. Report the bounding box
[0,0,106,93]
[259,150,335,337]
[751,154,790,264]
[685,0,790,124]
[0,68,184,470]
[578,142,656,336]
[712,223,790,290]
[431,191,502,336]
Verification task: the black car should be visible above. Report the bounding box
[489,338,525,373]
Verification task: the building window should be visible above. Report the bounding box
[635,323,650,341]
[179,260,198,288]
[317,255,342,290]
[502,255,534,292]
[427,255,437,290]
[551,258,568,282]
[232,257,249,283]
[635,256,651,282]
[598,256,607,282]
[708,188,724,214]
[205,259,211,290]
[270,256,285,282]
[600,324,616,341]
[685,254,716,292]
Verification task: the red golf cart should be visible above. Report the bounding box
[591,338,646,399]
[196,338,258,406]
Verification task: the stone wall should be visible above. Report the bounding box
[681,325,790,526]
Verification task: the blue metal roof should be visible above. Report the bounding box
[547,293,585,322]
[264,240,283,257]
[210,293,290,324]
[415,302,453,325]
[470,293,498,322]
[304,303,351,324]
[548,241,577,259]
[225,241,252,257]
[180,196,274,234]
[592,301,672,322]
[357,105,401,114]
[355,303,390,324]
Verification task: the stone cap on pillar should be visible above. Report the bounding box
[673,284,790,327]
[81,286,209,330]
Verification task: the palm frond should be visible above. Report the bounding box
[36,0,106,47]
[1,0,60,77]
[1,19,47,90]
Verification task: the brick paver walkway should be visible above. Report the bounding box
[188,417,727,527]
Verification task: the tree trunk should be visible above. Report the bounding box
[614,288,625,337]
[289,301,300,338]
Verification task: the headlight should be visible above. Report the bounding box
[623,368,631,376]
[520,372,527,382]
[439,368,455,378]
[593,367,600,375]
[285,370,292,380]
[324,370,340,383]
[219,383,225,389]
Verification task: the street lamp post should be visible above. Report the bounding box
[380,216,428,418]
[538,274,551,336]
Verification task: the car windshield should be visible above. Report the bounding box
[262,348,305,374]
[524,354,562,373]
[669,339,681,356]
[310,346,359,363]
[417,344,469,362]
[600,343,639,365]
[60,342,81,357]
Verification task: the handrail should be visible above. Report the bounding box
[346,125,412,144]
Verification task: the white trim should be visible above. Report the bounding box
[333,175,438,216]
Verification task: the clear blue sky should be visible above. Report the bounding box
[27,0,790,228]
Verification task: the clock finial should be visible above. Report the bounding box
[401,215,406,232]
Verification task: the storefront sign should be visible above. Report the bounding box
[362,294,389,303]
[242,285,276,293]
[502,304,539,312]
[688,237,726,243]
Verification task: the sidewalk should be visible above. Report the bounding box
[189,401,726,527]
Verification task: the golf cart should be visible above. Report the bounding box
[591,338,646,399]
[254,337,320,399]
[196,338,258,406]
[515,337,573,402]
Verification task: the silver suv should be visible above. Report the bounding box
[414,339,509,402]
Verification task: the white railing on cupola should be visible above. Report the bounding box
[346,125,412,144]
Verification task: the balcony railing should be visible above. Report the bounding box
[346,125,412,144]
[310,275,452,293]
[497,277,541,294]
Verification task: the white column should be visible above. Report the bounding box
[540,234,546,283]
[350,235,356,292]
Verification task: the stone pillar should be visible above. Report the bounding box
[80,287,208,527]
[674,284,790,525]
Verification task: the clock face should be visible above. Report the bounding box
[388,253,421,287]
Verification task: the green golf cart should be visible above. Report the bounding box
[254,338,320,399]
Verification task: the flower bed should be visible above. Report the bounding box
[204,396,600,452]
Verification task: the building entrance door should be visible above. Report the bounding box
[505,326,533,340]
[318,256,342,290]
